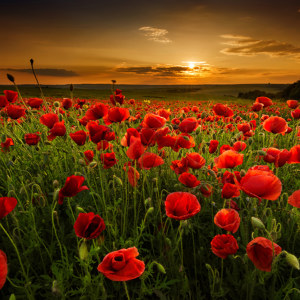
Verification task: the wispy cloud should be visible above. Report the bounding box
[139,26,171,43]
[220,34,300,59]
[2,68,79,77]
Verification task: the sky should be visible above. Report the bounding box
[0,0,300,85]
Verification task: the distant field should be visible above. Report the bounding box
[0,83,287,103]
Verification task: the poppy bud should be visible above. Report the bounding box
[79,241,89,261]
[53,101,60,107]
[59,114,63,121]
[74,172,83,176]
[195,126,201,134]
[1,135,6,143]
[30,58,34,65]
[53,210,59,226]
[208,169,217,178]
[113,175,123,187]
[240,169,246,177]
[165,237,172,248]
[9,294,16,300]
[251,217,265,230]
[201,112,207,119]
[70,84,74,92]
[76,205,85,213]
[153,187,159,193]
[7,73,15,83]
[53,180,59,188]
[78,159,86,166]
[146,207,154,215]
[212,133,217,140]
[89,161,98,168]
[152,177,158,183]
[248,137,253,145]
[202,146,206,153]
[282,193,289,202]
[19,186,26,195]
[144,198,152,206]
[285,252,299,270]
[258,150,267,156]
[155,262,166,274]
[52,280,61,297]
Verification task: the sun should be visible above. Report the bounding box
[188,62,195,69]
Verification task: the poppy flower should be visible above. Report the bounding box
[0,250,7,290]
[211,234,239,259]
[165,192,201,220]
[85,103,108,120]
[100,152,118,169]
[0,197,17,219]
[246,237,281,272]
[291,109,300,119]
[121,128,140,147]
[221,183,240,199]
[178,172,201,188]
[288,145,300,164]
[110,89,125,106]
[288,190,300,208]
[40,113,59,129]
[74,212,105,239]
[0,96,9,108]
[213,103,234,117]
[214,150,244,169]
[209,140,219,154]
[6,105,25,119]
[87,122,113,144]
[62,98,73,110]
[1,137,14,152]
[214,209,240,233]
[252,102,264,112]
[140,128,156,146]
[24,133,41,146]
[200,183,213,197]
[142,113,166,129]
[58,175,89,205]
[84,150,94,164]
[97,247,145,281]
[255,97,273,107]
[4,90,18,103]
[237,123,251,134]
[236,168,282,202]
[233,141,246,152]
[263,116,288,135]
[184,152,206,169]
[97,140,113,151]
[104,107,130,124]
[70,130,87,146]
[27,98,43,109]
[47,120,66,141]
[156,108,171,120]
[220,145,232,154]
[126,136,145,160]
[179,117,198,133]
[262,148,291,167]
[170,159,189,175]
[138,152,164,170]
[127,166,140,187]
[287,100,298,109]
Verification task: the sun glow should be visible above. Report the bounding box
[188,62,195,69]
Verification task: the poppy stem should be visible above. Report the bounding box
[220,258,224,289]
[123,281,131,300]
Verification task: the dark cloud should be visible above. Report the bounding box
[2,68,79,77]
[221,35,300,58]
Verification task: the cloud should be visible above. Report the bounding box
[2,68,79,77]
[139,26,171,43]
[220,35,300,59]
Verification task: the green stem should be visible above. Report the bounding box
[123,281,130,300]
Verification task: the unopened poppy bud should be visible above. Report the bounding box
[165,237,172,248]
[78,159,86,166]
[182,135,190,141]
[282,193,289,202]
[202,146,206,153]
[144,197,152,206]
[53,210,59,225]
[212,133,217,140]
[59,114,63,121]
[9,294,16,300]
[53,101,60,107]
[251,217,265,230]
[113,175,123,186]
[1,135,6,143]
[53,180,59,188]
[248,137,253,145]
[70,84,74,92]
[89,161,98,168]
[79,241,89,261]
[146,207,154,215]
[181,220,188,227]
[258,150,267,156]
[258,132,265,136]
[52,280,61,296]
[7,73,15,83]
[285,252,299,270]
[201,112,207,119]
[76,205,85,213]
[240,169,246,177]
[152,177,158,183]
[195,126,201,134]
[155,262,166,274]
[82,104,89,110]
[74,172,83,176]
[208,169,217,178]
[19,186,26,195]
[153,187,159,193]
[30,58,34,65]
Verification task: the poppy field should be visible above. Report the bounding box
[0,84,300,300]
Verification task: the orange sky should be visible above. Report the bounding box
[1,0,300,85]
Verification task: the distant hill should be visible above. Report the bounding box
[278,80,300,100]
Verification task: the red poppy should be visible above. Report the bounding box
[1,137,14,152]
[85,103,108,120]
[0,96,9,108]
[211,234,239,259]
[170,159,189,175]
[288,190,300,208]
[263,116,288,135]
[87,122,114,144]
[233,141,246,152]
[156,108,171,120]
[140,128,156,146]
[84,150,94,164]
[127,166,140,187]
[178,172,201,188]
[100,152,118,169]
[138,152,164,170]
[291,109,300,119]
[6,104,25,119]
[62,98,73,110]
[0,197,17,219]
[97,140,113,151]
[0,250,7,290]
[287,100,298,109]
[165,192,201,220]
[47,120,66,141]
[236,168,282,201]
[220,145,232,154]
[209,140,219,154]
[126,136,145,160]
[262,148,291,167]
[97,247,145,281]
[221,183,240,199]
[288,145,300,164]
[121,128,140,147]
[24,133,41,146]
[255,96,273,107]
[70,130,87,146]
[4,90,18,103]
[184,152,206,169]
[213,104,234,117]
[104,107,130,124]
[142,113,166,129]
[214,150,244,169]
[246,237,281,272]
[27,98,43,109]
[200,183,213,197]
[110,89,125,106]
[252,102,264,112]
[74,212,105,239]
[179,117,198,133]
[40,113,59,129]
[237,123,251,134]
[214,208,240,233]
[58,175,89,205]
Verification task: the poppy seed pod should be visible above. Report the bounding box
[7,74,15,83]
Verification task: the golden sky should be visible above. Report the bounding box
[1,0,300,84]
